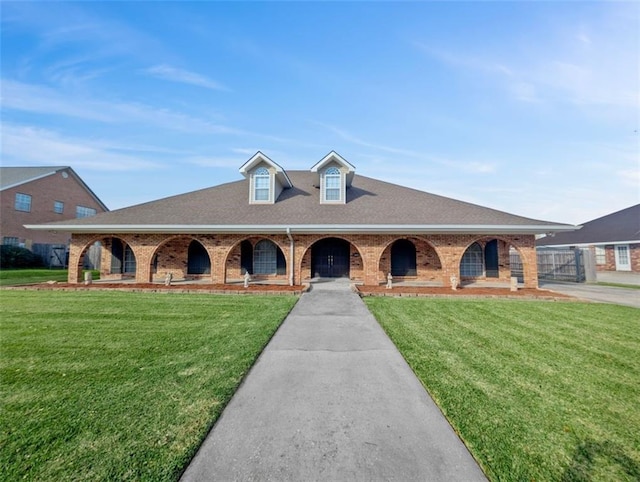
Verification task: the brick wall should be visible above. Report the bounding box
[69,232,539,288]
[1,169,106,246]
[378,236,442,283]
[595,244,640,272]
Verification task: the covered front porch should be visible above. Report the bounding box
[67,232,540,289]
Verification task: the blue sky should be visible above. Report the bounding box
[2,1,638,225]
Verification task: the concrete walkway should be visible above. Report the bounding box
[180,279,487,481]
[540,281,640,309]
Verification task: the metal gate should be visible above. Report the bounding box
[32,244,67,268]
[510,248,586,283]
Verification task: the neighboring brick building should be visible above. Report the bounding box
[27,152,576,288]
[537,204,640,273]
[1,166,108,248]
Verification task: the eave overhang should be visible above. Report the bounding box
[310,151,356,187]
[538,239,639,248]
[238,151,293,188]
[25,223,580,235]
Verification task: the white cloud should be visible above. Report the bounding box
[1,79,238,134]
[1,123,164,171]
[1,79,115,121]
[617,168,640,188]
[231,147,262,156]
[415,5,639,112]
[185,156,241,168]
[44,56,113,86]
[145,64,229,91]
[509,82,540,103]
[317,122,497,174]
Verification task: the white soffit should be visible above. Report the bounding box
[310,151,356,173]
[238,151,293,188]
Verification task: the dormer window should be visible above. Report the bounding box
[253,167,270,202]
[324,167,342,202]
[311,151,355,205]
[239,152,292,205]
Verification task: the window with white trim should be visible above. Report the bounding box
[76,206,97,218]
[594,246,606,265]
[324,167,341,202]
[54,201,64,214]
[253,167,270,202]
[15,193,32,212]
[616,245,629,265]
[3,237,19,246]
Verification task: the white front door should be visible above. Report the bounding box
[614,245,631,271]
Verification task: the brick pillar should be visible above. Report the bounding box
[519,241,538,289]
[212,244,229,284]
[100,238,112,279]
[359,236,381,286]
[68,236,83,283]
[135,250,153,283]
[125,236,152,283]
[437,244,461,287]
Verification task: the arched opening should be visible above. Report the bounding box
[391,239,417,276]
[240,240,253,275]
[484,239,499,278]
[252,239,286,275]
[311,238,351,278]
[460,242,483,277]
[72,237,105,283]
[110,238,136,276]
[187,240,211,275]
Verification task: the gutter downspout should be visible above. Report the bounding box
[286,227,294,286]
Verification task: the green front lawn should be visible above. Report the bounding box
[365,298,640,482]
[0,269,98,286]
[1,291,297,481]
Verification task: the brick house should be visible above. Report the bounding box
[1,166,108,248]
[27,152,575,288]
[537,204,640,273]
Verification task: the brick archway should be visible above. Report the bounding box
[378,236,444,285]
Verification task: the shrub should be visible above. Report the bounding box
[0,246,44,269]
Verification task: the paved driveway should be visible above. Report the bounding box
[540,281,640,308]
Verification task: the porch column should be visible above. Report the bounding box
[293,239,307,286]
[211,244,229,284]
[437,243,463,288]
[68,235,85,283]
[519,241,539,289]
[126,235,160,284]
[359,237,381,286]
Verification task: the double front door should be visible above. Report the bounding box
[312,238,350,278]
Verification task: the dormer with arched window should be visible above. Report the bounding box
[310,151,356,204]
[239,152,293,204]
[253,167,270,202]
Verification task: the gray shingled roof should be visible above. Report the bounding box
[537,204,640,246]
[27,171,575,234]
[1,166,109,211]
[0,166,68,190]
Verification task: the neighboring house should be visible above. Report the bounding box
[537,204,640,273]
[27,152,576,288]
[1,166,108,247]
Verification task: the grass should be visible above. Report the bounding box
[1,290,297,481]
[0,268,98,286]
[365,298,640,482]
[596,282,640,290]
